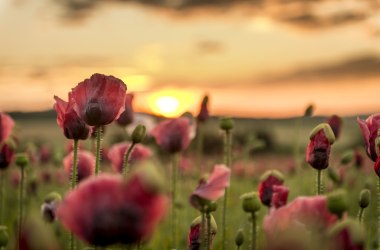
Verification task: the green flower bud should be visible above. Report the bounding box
[309,123,335,145]
[327,168,341,185]
[0,226,8,247]
[15,153,29,168]
[219,117,234,131]
[240,192,261,213]
[235,229,245,247]
[304,104,314,117]
[131,124,146,144]
[340,151,354,165]
[327,189,348,218]
[44,192,62,203]
[359,189,370,208]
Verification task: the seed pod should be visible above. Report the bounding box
[219,117,234,131]
[327,189,348,218]
[241,192,261,213]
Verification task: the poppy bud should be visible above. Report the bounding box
[359,189,370,208]
[241,192,261,213]
[258,170,285,207]
[197,95,209,123]
[131,124,146,144]
[235,229,244,247]
[303,104,314,117]
[340,151,354,165]
[0,226,8,247]
[327,189,348,219]
[219,117,234,131]
[15,153,29,169]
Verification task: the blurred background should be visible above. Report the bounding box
[1,0,380,118]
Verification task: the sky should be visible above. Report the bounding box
[1,0,380,118]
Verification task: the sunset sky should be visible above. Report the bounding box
[1,0,380,118]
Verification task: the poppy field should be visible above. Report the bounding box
[0,73,379,250]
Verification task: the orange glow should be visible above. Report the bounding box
[148,89,197,118]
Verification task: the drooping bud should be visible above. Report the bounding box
[15,153,29,169]
[240,192,261,213]
[0,226,8,247]
[303,104,314,117]
[327,189,348,219]
[235,229,245,247]
[340,150,354,165]
[359,189,370,209]
[219,117,234,131]
[197,95,209,123]
[327,168,341,185]
[131,124,146,144]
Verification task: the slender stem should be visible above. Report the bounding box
[237,247,240,250]
[201,212,206,250]
[251,213,257,250]
[95,126,102,175]
[171,153,179,249]
[69,140,79,250]
[0,170,5,224]
[123,142,136,177]
[316,169,323,195]
[222,130,231,250]
[206,213,211,250]
[18,167,25,250]
[357,207,364,224]
[377,177,380,250]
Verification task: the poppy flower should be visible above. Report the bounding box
[108,143,152,173]
[0,112,15,144]
[326,115,342,139]
[71,73,127,126]
[271,185,289,209]
[258,170,285,207]
[327,219,365,250]
[189,164,230,210]
[39,145,52,164]
[151,117,192,154]
[357,114,380,162]
[0,143,14,170]
[188,215,217,250]
[54,95,91,140]
[63,150,95,183]
[306,123,335,170]
[354,150,363,169]
[197,95,209,123]
[56,166,168,247]
[116,93,134,127]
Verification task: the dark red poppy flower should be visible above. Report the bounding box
[63,150,95,183]
[56,169,168,246]
[71,73,127,126]
[0,143,14,170]
[189,164,230,210]
[116,94,134,127]
[54,95,91,140]
[354,150,363,169]
[188,215,217,250]
[197,95,209,123]
[271,185,289,209]
[306,123,335,170]
[0,112,15,144]
[258,170,284,207]
[357,114,380,162]
[327,219,365,250]
[108,142,152,173]
[151,117,192,154]
[327,115,342,139]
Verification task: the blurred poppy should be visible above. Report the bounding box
[54,96,91,140]
[57,166,168,246]
[71,73,127,126]
[326,115,342,139]
[197,95,209,123]
[189,164,230,210]
[306,123,335,170]
[39,145,51,164]
[357,114,380,162]
[0,143,14,170]
[63,150,95,183]
[108,143,152,173]
[354,150,363,169]
[116,93,134,127]
[258,170,284,207]
[327,219,365,250]
[151,117,192,154]
[271,185,289,209]
[0,112,14,145]
[188,215,217,250]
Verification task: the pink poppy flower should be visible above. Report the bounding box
[197,95,209,123]
[264,196,338,246]
[271,185,289,209]
[189,164,230,209]
[0,143,14,170]
[326,115,342,139]
[116,93,134,127]
[39,145,52,164]
[63,150,95,182]
[108,143,152,173]
[54,96,91,140]
[306,123,335,170]
[0,112,15,144]
[258,170,284,207]
[357,114,380,162]
[56,171,168,246]
[71,73,127,126]
[151,117,192,154]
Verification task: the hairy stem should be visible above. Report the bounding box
[206,213,211,250]
[69,140,79,250]
[171,153,179,249]
[316,169,323,195]
[123,142,136,177]
[222,130,232,250]
[18,167,25,250]
[251,213,257,250]
[95,126,102,175]
[357,207,364,224]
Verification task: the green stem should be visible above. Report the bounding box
[0,170,5,224]
[206,213,211,250]
[377,177,380,250]
[316,169,323,195]
[171,153,179,249]
[95,126,102,175]
[357,207,364,224]
[123,142,136,177]
[18,167,25,250]
[69,140,79,250]
[251,213,257,250]
[201,212,206,250]
[222,129,231,250]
